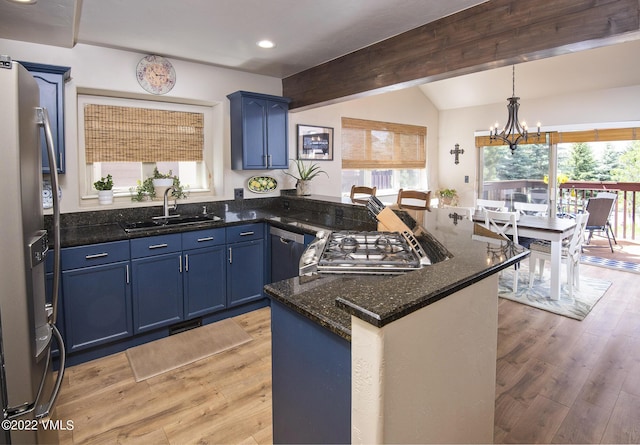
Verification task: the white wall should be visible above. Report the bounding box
[438,84,640,208]
[288,87,440,197]
[1,38,281,213]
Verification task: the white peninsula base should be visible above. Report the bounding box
[351,275,499,444]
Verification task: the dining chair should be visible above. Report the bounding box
[484,209,521,293]
[476,199,507,212]
[528,211,589,298]
[514,202,549,216]
[596,191,618,200]
[350,185,376,204]
[530,188,549,204]
[396,189,431,210]
[584,197,617,252]
[508,192,528,208]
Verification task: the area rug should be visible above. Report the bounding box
[498,263,612,320]
[581,255,640,274]
[126,318,252,382]
[581,238,640,274]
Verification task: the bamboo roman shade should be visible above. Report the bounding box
[84,104,204,163]
[475,127,639,147]
[553,127,639,143]
[342,117,426,169]
[475,133,548,147]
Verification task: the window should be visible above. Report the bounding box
[554,128,640,182]
[341,117,427,197]
[476,127,640,209]
[477,137,550,208]
[79,95,213,198]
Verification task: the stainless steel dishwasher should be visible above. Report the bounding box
[270,226,306,282]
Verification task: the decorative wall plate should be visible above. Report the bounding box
[247,176,277,193]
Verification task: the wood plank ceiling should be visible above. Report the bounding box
[283,0,640,110]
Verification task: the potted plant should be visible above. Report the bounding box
[150,168,177,198]
[94,174,114,205]
[283,159,328,196]
[437,188,458,207]
[131,168,188,201]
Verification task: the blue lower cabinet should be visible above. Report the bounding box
[60,240,132,353]
[227,238,264,307]
[271,300,351,444]
[131,252,184,333]
[130,234,184,333]
[184,245,226,318]
[62,261,132,352]
[58,226,266,364]
[131,230,229,332]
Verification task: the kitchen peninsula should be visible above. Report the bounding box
[49,194,526,443]
[264,198,527,444]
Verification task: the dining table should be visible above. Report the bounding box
[473,211,577,300]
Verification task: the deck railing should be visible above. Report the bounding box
[482,180,640,240]
[560,181,640,241]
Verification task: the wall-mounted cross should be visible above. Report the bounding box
[450,143,464,164]
[448,212,465,225]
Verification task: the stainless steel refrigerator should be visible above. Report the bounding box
[0,57,66,444]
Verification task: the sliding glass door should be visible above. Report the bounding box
[478,136,552,210]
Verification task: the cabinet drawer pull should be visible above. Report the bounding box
[239,231,254,236]
[148,243,168,249]
[85,252,108,260]
[197,236,214,242]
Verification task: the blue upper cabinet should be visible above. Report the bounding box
[20,62,70,174]
[228,91,291,170]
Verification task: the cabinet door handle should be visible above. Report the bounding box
[185,254,189,272]
[267,154,272,167]
[228,247,232,264]
[263,154,267,167]
[148,243,168,250]
[197,236,214,242]
[126,264,130,284]
[179,255,182,273]
[239,231,254,236]
[85,252,108,259]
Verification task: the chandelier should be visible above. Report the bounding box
[490,66,540,154]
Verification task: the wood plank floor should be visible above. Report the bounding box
[56,264,640,444]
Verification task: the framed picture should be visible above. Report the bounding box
[297,124,333,160]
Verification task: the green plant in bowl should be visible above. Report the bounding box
[93,174,113,191]
[130,168,188,201]
[283,159,328,181]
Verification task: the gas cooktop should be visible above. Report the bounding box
[300,231,423,275]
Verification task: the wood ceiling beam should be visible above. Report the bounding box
[283,0,640,110]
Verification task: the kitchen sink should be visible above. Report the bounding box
[120,214,222,233]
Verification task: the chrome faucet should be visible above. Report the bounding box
[163,186,178,217]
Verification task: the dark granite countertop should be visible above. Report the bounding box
[53,194,375,248]
[264,206,528,341]
[50,195,527,343]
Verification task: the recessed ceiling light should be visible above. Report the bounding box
[5,0,38,4]
[257,40,275,49]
